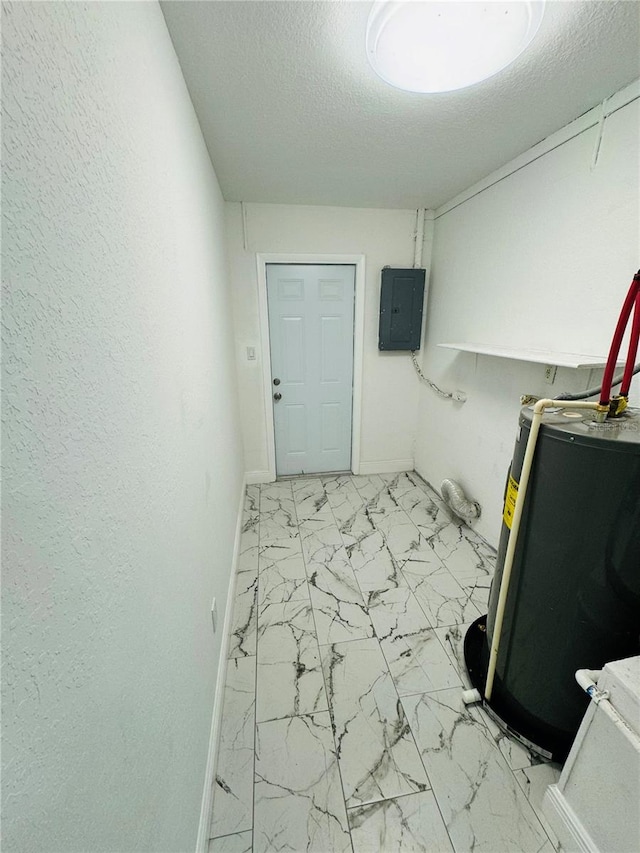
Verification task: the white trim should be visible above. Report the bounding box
[358,458,414,476]
[196,477,247,853]
[256,257,277,482]
[351,257,365,476]
[542,785,600,853]
[255,253,366,477]
[245,469,274,485]
[436,78,640,220]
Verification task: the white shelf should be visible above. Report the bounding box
[438,342,616,369]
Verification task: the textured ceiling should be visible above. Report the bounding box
[161,1,640,210]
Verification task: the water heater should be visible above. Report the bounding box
[464,405,640,760]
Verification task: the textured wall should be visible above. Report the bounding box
[415,98,640,545]
[2,3,244,851]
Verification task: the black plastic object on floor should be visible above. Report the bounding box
[464,406,640,762]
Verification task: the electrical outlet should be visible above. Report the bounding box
[211,597,218,634]
[544,364,557,385]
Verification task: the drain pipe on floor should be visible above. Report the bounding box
[463,398,604,707]
[441,479,481,522]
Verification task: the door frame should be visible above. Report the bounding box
[256,253,366,481]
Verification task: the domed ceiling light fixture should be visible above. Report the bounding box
[366,1,545,94]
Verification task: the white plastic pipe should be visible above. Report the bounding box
[484,399,603,702]
[462,688,482,705]
[575,668,609,704]
[561,669,622,785]
[413,208,426,269]
[575,668,603,692]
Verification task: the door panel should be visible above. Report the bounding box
[278,278,304,300]
[321,403,341,452]
[320,316,342,383]
[285,404,306,453]
[318,278,343,300]
[281,317,305,383]
[266,264,355,476]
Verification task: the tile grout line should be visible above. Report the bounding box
[317,633,377,650]
[399,477,559,851]
[383,478,482,853]
[223,475,555,853]
[291,478,356,853]
[393,513,485,676]
[344,784,436,812]
[403,491,559,850]
[348,473,483,853]
[231,492,260,850]
[321,474,447,832]
[510,764,563,850]
[383,480,468,852]
[210,828,252,843]
[250,482,263,853]
[346,474,463,853]
[349,475,472,708]
[426,616,562,848]
[252,479,303,848]
[210,491,258,844]
[355,486,440,779]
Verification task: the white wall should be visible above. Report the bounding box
[226,203,426,479]
[415,95,640,545]
[2,4,244,851]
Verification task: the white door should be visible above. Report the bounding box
[266,264,355,476]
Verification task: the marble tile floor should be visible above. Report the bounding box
[209,472,561,853]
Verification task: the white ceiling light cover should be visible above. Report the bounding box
[367,0,546,93]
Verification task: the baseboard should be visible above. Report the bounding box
[542,784,600,853]
[245,469,274,485]
[357,459,414,476]
[195,476,247,853]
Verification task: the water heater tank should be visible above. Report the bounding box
[464,406,640,761]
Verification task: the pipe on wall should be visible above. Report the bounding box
[413,208,426,269]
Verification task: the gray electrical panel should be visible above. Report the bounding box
[378,267,425,351]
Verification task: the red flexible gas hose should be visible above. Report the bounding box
[599,271,640,407]
[620,288,640,398]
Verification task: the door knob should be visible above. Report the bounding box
[273,378,281,386]
[273,392,282,401]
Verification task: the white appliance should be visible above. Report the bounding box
[543,656,640,853]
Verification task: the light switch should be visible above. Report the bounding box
[247,346,256,361]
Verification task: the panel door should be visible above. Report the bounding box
[266,264,355,476]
